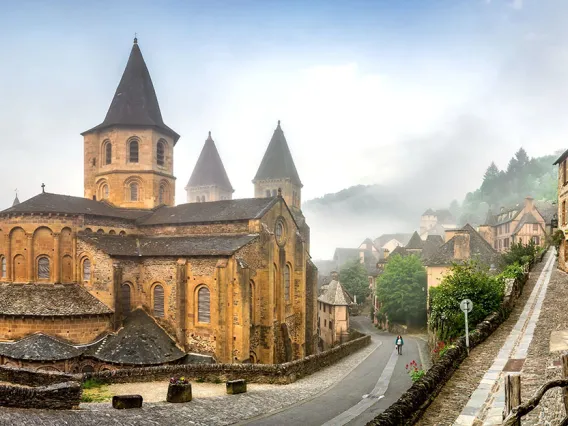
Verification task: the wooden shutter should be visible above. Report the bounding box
[121,284,131,315]
[154,285,165,317]
[198,287,210,323]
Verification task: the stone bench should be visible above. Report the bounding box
[226,379,247,395]
[112,395,143,409]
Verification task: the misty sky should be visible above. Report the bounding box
[1,0,568,258]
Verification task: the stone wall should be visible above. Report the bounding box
[0,381,81,410]
[82,334,371,385]
[0,364,77,386]
[367,261,535,425]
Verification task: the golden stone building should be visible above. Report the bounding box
[0,38,317,372]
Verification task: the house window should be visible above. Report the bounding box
[129,140,139,163]
[153,284,165,317]
[564,160,567,185]
[324,319,327,327]
[329,320,333,330]
[102,184,109,200]
[121,284,131,315]
[1,257,5,278]
[533,224,539,233]
[157,141,165,166]
[506,223,510,233]
[284,264,291,302]
[533,236,540,245]
[37,257,50,279]
[197,287,211,323]
[504,238,509,249]
[104,142,112,165]
[130,183,138,201]
[82,259,91,281]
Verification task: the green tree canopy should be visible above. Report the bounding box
[376,254,427,327]
[339,259,369,304]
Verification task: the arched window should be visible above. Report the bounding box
[129,140,139,163]
[250,281,255,324]
[101,184,109,200]
[197,286,211,323]
[265,190,271,197]
[153,284,165,317]
[37,257,50,280]
[104,142,112,165]
[271,189,277,197]
[1,257,6,278]
[157,141,165,166]
[159,185,165,204]
[195,196,200,202]
[121,283,131,315]
[82,259,91,282]
[130,183,139,201]
[81,365,95,373]
[284,264,291,302]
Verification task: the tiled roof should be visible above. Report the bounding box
[86,309,185,365]
[424,224,502,267]
[186,132,233,192]
[511,212,541,235]
[0,284,113,316]
[0,192,151,220]
[138,197,277,225]
[554,148,568,165]
[79,234,258,256]
[405,232,424,250]
[390,246,408,257]
[318,280,351,306]
[253,121,302,187]
[82,39,179,142]
[422,235,444,259]
[535,201,556,224]
[374,233,413,248]
[0,334,82,361]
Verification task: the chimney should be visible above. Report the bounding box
[444,228,458,243]
[453,231,471,260]
[524,196,535,211]
[330,271,339,281]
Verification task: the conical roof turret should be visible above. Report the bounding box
[253,121,302,187]
[186,132,233,192]
[82,38,179,143]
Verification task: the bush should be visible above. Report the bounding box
[429,260,505,341]
[502,241,538,266]
[501,262,525,281]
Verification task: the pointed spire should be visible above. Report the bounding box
[12,189,20,207]
[186,132,234,192]
[253,121,302,187]
[82,39,180,143]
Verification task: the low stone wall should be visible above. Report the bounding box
[83,334,371,385]
[0,364,78,386]
[0,381,81,410]
[367,257,540,425]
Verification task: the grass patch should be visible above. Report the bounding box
[82,378,104,390]
[196,377,205,383]
[81,379,112,403]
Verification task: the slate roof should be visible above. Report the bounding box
[12,195,19,206]
[554,148,568,165]
[318,280,351,306]
[79,234,258,257]
[0,192,151,220]
[253,121,302,187]
[139,198,276,225]
[511,212,542,235]
[0,284,113,316]
[424,224,502,267]
[390,246,408,257]
[186,132,233,192]
[405,232,424,250]
[422,235,445,259]
[374,233,413,248]
[82,39,179,142]
[535,201,556,224]
[0,334,82,361]
[86,309,185,365]
[483,209,497,226]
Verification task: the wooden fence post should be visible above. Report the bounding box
[504,373,522,426]
[562,354,568,414]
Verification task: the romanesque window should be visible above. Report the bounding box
[249,281,255,324]
[197,286,211,323]
[129,140,139,163]
[271,189,277,197]
[37,257,50,280]
[104,142,112,165]
[102,184,109,200]
[82,259,91,282]
[284,264,291,302]
[81,365,95,373]
[157,141,165,166]
[153,284,165,317]
[121,283,131,315]
[1,257,5,278]
[159,185,166,204]
[265,190,271,197]
[130,183,139,201]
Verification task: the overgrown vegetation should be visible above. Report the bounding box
[502,240,539,266]
[81,379,111,403]
[376,254,427,327]
[339,258,370,304]
[551,230,564,257]
[429,260,506,341]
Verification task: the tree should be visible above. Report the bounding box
[339,259,369,304]
[376,254,427,327]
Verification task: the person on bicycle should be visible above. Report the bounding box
[395,335,404,355]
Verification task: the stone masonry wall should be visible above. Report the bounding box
[0,381,81,410]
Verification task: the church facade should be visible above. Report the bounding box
[0,38,317,372]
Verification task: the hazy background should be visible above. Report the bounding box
[1,0,567,259]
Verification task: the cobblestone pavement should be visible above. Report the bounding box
[416,254,549,426]
[0,327,379,426]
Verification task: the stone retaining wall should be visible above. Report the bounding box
[0,365,77,386]
[0,381,81,410]
[83,334,371,385]
[367,257,539,426]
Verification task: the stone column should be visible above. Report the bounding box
[53,233,61,283]
[26,234,33,283]
[176,259,187,350]
[112,262,123,330]
[72,234,77,282]
[4,235,11,281]
[216,260,229,362]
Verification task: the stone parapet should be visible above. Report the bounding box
[0,381,81,410]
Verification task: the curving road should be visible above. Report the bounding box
[241,316,427,426]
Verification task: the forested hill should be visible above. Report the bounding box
[454,148,558,226]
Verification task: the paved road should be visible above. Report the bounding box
[242,316,425,426]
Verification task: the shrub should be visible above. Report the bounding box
[502,241,538,266]
[405,360,425,382]
[501,262,525,281]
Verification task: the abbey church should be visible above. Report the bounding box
[0,38,317,372]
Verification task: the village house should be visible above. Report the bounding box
[478,196,553,252]
[0,38,317,372]
[317,272,352,350]
[420,209,456,236]
[373,233,413,255]
[554,151,568,272]
[389,231,444,261]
